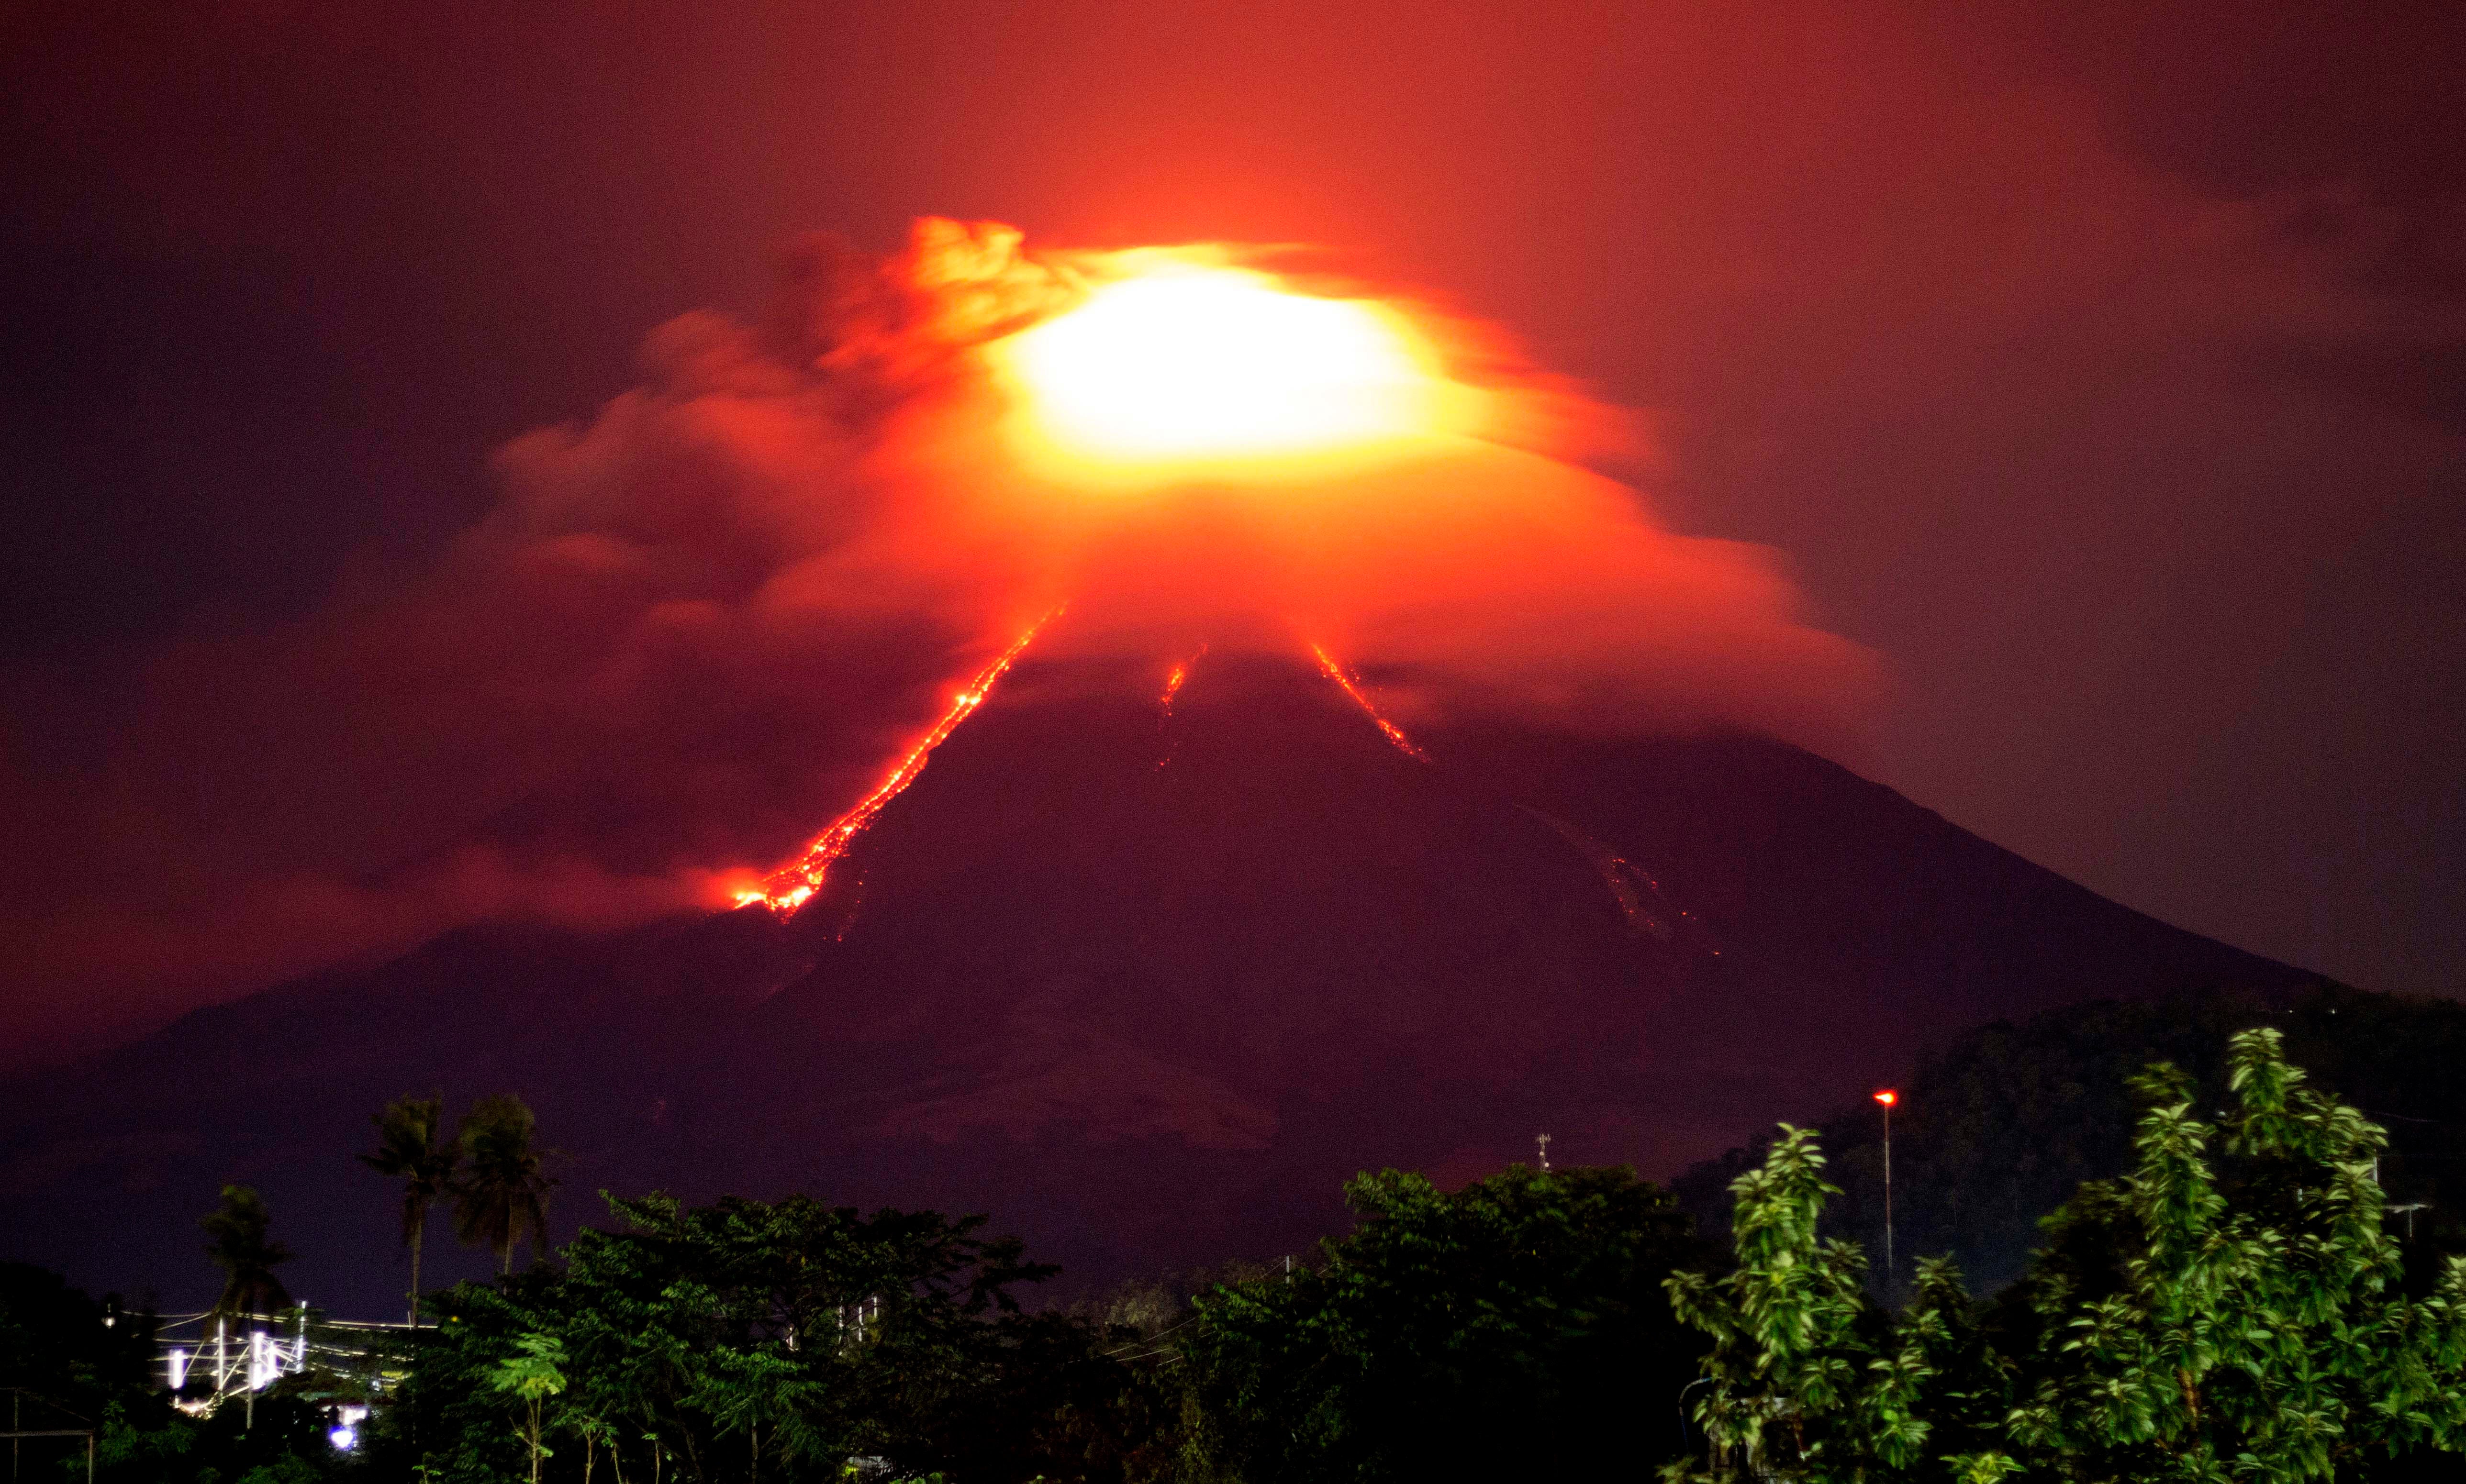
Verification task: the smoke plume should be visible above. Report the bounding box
[0,218,1874,1056]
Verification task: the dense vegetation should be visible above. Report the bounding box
[381,1192,1149,1482]
[1672,1028,2466,1482]
[16,988,2466,1480]
[378,1165,1710,1482]
[1674,986,2466,1290]
[1182,1164,1707,1481]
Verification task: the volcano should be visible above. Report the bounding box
[0,649,2315,1312]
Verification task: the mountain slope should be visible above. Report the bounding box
[0,653,2317,1312]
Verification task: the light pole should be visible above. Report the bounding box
[1874,1089,1897,1294]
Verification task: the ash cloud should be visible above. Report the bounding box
[0,219,1872,1056]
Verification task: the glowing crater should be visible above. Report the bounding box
[997,266,1436,464]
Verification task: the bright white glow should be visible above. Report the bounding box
[329,1426,357,1451]
[247,1331,275,1391]
[167,1348,190,1390]
[1001,267,1432,461]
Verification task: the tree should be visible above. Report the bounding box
[1185,1163,1709,1481]
[1998,1029,2466,1480]
[1674,985,2466,1296]
[1668,1028,2466,1483]
[1664,1127,1883,1481]
[360,1093,461,1326]
[389,1192,1114,1483]
[454,1093,557,1276]
[201,1184,295,1321]
[492,1329,569,1484]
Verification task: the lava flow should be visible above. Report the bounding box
[1309,642,1432,763]
[1160,644,1206,713]
[738,612,1060,914]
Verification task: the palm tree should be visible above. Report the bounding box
[453,1093,557,1275]
[201,1184,294,1320]
[358,1094,460,1325]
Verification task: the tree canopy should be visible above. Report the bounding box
[1183,1163,1709,1481]
[389,1192,1157,1484]
[1676,986,2466,1292]
[1671,1029,2466,1483]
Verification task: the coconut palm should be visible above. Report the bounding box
[453,1093,557,1275]
[201,1183,294,1320]
[359,1094,460,1325]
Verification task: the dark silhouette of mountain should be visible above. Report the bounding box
[0,652,2318,1314]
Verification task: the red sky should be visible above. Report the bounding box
[2,0,2460,1055]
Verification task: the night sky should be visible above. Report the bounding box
[3,0,2460,1058]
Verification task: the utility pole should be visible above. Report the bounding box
[1536,1133,1551,1172]
[1874,1090,1897,1294]
[2389,1201,2429,1241]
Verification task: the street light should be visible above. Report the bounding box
[1875,1090,1897,1293]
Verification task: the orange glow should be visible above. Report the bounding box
[1875,1089,1897,1106]
[1160,644,1205,712]
[993,263,1440,465]
[1309,642,1432,764]
[746,612,1060,914]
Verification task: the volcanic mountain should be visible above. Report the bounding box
[0,650,2316,1313]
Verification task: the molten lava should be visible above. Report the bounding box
[738,613,1059,914]
[1160,644,1205,713]
[1310,642,1432,764]
[993,263,1440,466]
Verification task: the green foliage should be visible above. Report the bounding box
[1182,1163,1708,1482]
[1665,1128,1875,1479]
[1997,1031,2466,1480]
[1669,1028,2466,1483]
[1677,986,2466,1291]
[492,1331,567,1483]
[388,1191,1160,1483]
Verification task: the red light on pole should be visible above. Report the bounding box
[1876,1089,1897,1293]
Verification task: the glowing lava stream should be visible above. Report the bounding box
[1309,642,1432,764]
[739,611,1061,914]
[1160,644,1206,713]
